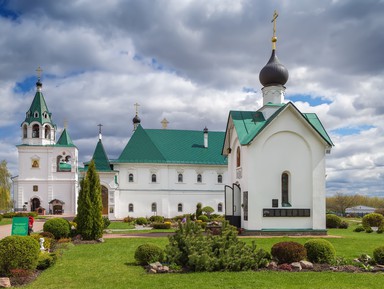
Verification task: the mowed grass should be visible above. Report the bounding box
[24,223,384,289]
[0,218,13,226]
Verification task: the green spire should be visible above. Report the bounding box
[23,80,55,127]
[91,139,112,171]
[56,128,76,147]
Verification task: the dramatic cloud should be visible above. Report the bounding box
[0,0,383,196]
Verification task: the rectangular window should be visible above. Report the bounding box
[33,185,38,192]
[109,207,114,214]
[263,208,311,217]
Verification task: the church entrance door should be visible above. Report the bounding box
[224,184,241,228]
[31,198,40,212]
[101,186,108,215]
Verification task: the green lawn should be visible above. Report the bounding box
[107,221,135,230]
[23,225,384,289]
[0,218,13,226]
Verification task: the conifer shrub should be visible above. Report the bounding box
[134,243,164,265]
[0,236,40,275]
[326,214,342,228]
[43,218,71,239]
[102,216,111,229]
[0,214,2,222]
[362,213,384,231]
[165,220,270,271]
[135,217,148,225]
[373,246,384,265]
[304,239,336,264]
[149,215,164,223]
[271,242,307,264]
[152,222,171,229]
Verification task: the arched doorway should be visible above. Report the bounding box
[101,186,108,215]
[31,198,40,212]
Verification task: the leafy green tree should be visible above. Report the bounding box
[76,160,103,240]
[0,160,12,211]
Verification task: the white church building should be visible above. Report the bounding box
[13,15,333,233]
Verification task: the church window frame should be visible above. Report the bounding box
[178,173,183,183]
[151,174,157,183]
[197,173,202,183]
[151,202,157,213]
[33,185,38,192]
[281,172,291,207]
[128,173,134,182]
[217,174,223,183]
[178,203,183,212]
[236,147,241,167]
[217,203,223,212]
[128,203,134,212]
[34,111,39,118]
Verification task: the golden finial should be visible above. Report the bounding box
[161,118,169,129]
[271,10,279,50]
[36,66,43,81]
[64,119,68,129]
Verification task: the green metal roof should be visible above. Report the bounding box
[115,125,227,165]
[56,129,76,147]
[22,89,55,127]
[226,102,333,148]
[85,139,113,172]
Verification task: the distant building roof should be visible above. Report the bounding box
[345,206,376,213]
[114,125,227,165]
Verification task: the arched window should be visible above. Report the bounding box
[218,203,223,212]
[32,124,40,138]
[129,203,134,212]
[23,124,27,138]
[151,174,157,183]
[178,203,183,212]
[45,125,51,139]
[151,202,157,213]
[178,173,183,183]
[217,174,223,183]
[197,174,202,183]
[236,147,241,167]
[34,111,39,118]
[129,173,134,182]
[282,172,291,206]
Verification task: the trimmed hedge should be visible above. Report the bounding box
[152,222,171,229]
[304,239,336,264]
[271,242,306,264]
[134,243,164,265]
[362,213,384,230]
[149,216,164,223]
[326,214,342,228]
[373,246,384,265]
[135,217,148,225]
[43,218,71,239]
[0,236,40,275]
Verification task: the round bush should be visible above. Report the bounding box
[0,236,40,275]
[304,239,336,264]
[339,221,349,229]
[362,213,384,230]
[149,215,164,223]
[43,218,71,239]
[134,243,164,265]
[271,241,307,264]
[326,214,342,228]
[373,246,384,265]
[353,225,365,232]
[135,217,148,225]
[198,215,209,222]
[152,222,171,229]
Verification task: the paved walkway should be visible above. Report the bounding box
[0,220,45,239]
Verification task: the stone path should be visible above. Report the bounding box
[0,220,45,239]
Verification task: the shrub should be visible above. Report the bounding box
[152,222,171,229]
[374,208,384,216]
[373,246,384,265]
[198,215,209,222]
[304,239,336,264]
[362,213,384,231]
[149,215,164,223]
[196,203,203,219]
[43,218,71,239]
[165,220,270,271]
[135,217,148,225]
[134,243,164,265]
[339,221,349,229]
[271,242,307,264]
[36,252,57,270]
[123,216,135,223]
[202,206,214,216]
[0,236,40,275]
[0,214,2,222]
[102,216,111,229]
[326,214,342,228]
[30,234,53,251]
[354,225,365,232]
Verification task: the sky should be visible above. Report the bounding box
[0,0,383,197]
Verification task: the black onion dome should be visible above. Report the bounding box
[132,114,141,124]
[36,80,43,88]
[259,50,289,87]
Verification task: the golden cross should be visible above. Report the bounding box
[271,10,279,49]
[134,102,140,115]
[64,119,68,129]
[36,66,43,80]
[97,124,103,134]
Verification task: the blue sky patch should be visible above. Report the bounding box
[331,125,375,136]
[287,94,332,106]
[242,87,257,93]
[0,1,20,20]
[14,76,36,94]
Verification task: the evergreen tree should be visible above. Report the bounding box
[0,160,11,211]
[76,160,103,240]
